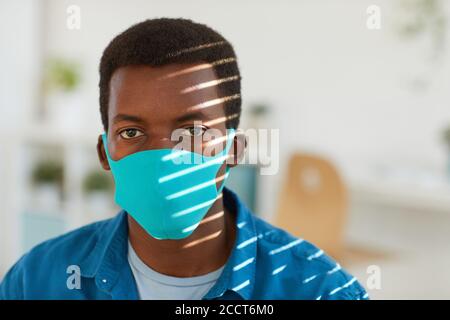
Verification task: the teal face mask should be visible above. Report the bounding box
[102,129,235,240]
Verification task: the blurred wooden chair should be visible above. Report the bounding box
[275,153,348,259]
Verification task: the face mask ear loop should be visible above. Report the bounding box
[216,128,235,194]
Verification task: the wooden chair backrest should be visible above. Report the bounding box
[275,154,348,258]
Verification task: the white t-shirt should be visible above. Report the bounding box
[127,241,225,300]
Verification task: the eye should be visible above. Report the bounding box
[119,128,144,140]
[183,125,207,137]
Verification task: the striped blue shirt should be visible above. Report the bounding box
[0,188,368,300]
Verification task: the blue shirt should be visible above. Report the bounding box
[0,188,368,300]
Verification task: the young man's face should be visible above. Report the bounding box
[97,63,238,176]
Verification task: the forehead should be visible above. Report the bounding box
[108,63,225,124]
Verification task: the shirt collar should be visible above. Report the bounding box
[79,187,257,300]
[80,211,139,299]
[79,210,128,280]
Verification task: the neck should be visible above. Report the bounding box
[128,196,236,277]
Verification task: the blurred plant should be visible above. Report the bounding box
[443,126,450,148]
[397,0,447,57]
[32,160,64,187]
[249,103,270,118]
[247,103,271,130]
[82,170,113,194]
[44,57,81,93]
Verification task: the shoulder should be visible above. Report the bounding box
[22,217,112,268]
[251,215,368,300]
[0,215,119,299]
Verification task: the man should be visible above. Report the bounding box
[0,18,368,300]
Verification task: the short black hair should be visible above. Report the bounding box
[99,18,242,131]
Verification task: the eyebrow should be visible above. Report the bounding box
[176,111,212,123]
[112,111,212,126]
[112,113,146,124]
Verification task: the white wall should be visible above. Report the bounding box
[41,0,450,218]
[2,0,449,295]
[0,0,43,274]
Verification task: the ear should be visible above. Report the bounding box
[97,134,111,171]
[228,130,247,168]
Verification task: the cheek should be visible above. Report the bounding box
[109,143,139,161]
[105,136,139,162]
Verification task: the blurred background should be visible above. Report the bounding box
[1,0,450,299]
